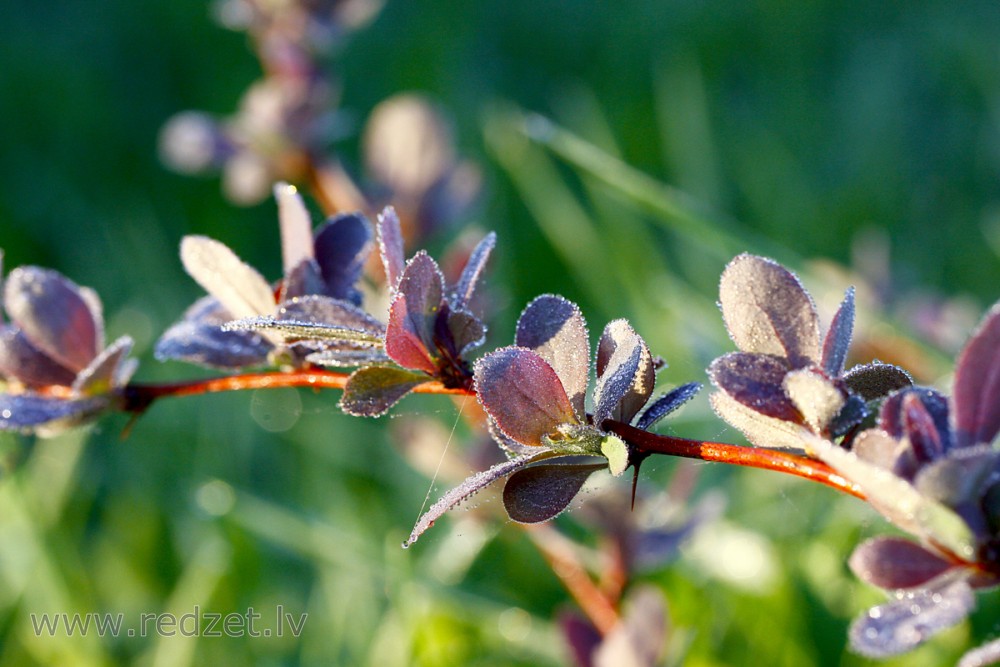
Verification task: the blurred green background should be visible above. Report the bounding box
[2,1,1000,665]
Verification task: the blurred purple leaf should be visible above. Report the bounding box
[515,294,589,418]
[822,286,855,376]
[828,394,868,438]
[0,326,77,387]
[954,303,1000,447]
[594,320,654,426]
[0,393,108,433]
[849,537,957,590]
[155,296,272,369]
[475,346,578,447]
[635,382,701,431]
[502,457,605,523]
[4,266,102,371]
[274,182,315,277]
[560,612,601,667]
[339,366,429,417]
[849,578,974,658]
[377,206,405,292]
[901,391,947,464]
[384,252,445,374]
[913,446,1000,515]
[843,362,913,402]
[313,212,373,305]
[708,352,802,422]
[404,452,539,548]
[73,336,135,394]
[718,254,820,367]
[451,231,495,310]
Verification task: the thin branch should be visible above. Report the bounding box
[525,524,621,635]
[606,420,867,501]
[121,369,469,414]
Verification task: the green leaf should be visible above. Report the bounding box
[600,434,629,477]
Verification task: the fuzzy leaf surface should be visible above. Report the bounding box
[274,182,315,277]
[339,366,429,417]
[594,320,654,425]
[719,254,820,367]
[451,231,495,310]
[475,346,577,447]
[515,294,589,418]
[384,252,444,374]
[708,352,801,422]
[155,296,272,368]
[822,286,855,376]
[0,393,107,433]
[843,362,913,402]
[502,457,605,523]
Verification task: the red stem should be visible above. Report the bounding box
[606,420,866,501]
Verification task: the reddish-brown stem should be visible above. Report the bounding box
[121,369,470,414]
[525,524,621,635]
[606,420,866,501]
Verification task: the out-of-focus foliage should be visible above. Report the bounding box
[3,1,1000,665]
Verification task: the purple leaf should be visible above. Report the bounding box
[849,578,975,658]
[880,388,951,453]
[635,382,701,431]
[0,393,108,433]
[708,352,801,422]
[377,206,405,292]
[843,362,913,401]
[958,637,1000,667]
[451,231,496,310]
[849,537,957,590]
[718,254,820,368]
[852,428,902,470]
[444,306,485,356]
[594,320,655,426]
[404,453,540,548]
[226,316,384,346]
[913,446,1000,517]
[502,457,605,523]
[279,258,325,302]
[339,366,429,417]
[828,394,869,438]
[0,326,77,387]
[313,212,373,305]
[954,302,1000,448]
[155,296,272,369]
[822,286,855,376]
[474,346,577,447]
[384,252,445,374]
[274,183,315,277]
[4,267,102,371]
[515,295,590,419]
[487,416,536,457]
[559,612,601,667]
[73,336,134,394]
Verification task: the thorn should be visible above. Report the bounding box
[629,451,650,511]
